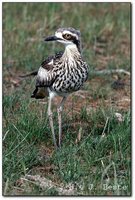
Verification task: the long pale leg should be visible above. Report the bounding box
[57,97,67,147]
[48,96,57,149]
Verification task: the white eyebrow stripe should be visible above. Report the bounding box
[55,32,63,39]
[63,30,78,39]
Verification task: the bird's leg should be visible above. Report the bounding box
[48,97,57,149]
[57,97,67,147]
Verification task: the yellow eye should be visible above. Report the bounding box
[63,34,72,40]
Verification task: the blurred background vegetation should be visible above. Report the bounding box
[3,2,131,196]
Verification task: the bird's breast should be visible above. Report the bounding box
[51,60,88,93]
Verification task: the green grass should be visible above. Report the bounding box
[2,2,131,196]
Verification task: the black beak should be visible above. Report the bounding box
[44,35,62,42]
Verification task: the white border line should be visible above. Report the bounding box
[1,0,133,2]
[0,0,133,199]
[0,0,2,198]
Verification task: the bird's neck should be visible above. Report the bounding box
[63,43,81,60]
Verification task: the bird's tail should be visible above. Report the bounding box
[19,70,48,99]
[31,87,48,99]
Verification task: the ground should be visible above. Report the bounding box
[3,2,131,196]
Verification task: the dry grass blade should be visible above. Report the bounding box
[92,69,130,76]
[101,117,109,137]
[75,127,82,144]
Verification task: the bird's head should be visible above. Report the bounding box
[44,27,81,51]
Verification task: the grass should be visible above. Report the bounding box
[2,2,131,196]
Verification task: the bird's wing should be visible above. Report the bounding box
[31,52,63,99]
[41,55,54,71]
[19,70,38,78]
[36,51,64,87]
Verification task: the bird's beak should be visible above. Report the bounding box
[44,35,62,41]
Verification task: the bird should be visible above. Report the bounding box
[31,27,89,149]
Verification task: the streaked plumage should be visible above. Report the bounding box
[31,27,89,148]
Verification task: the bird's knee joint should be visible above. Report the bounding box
[57,107,62,113]
[48,112,53,118]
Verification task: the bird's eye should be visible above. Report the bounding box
[63,34,72,40]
